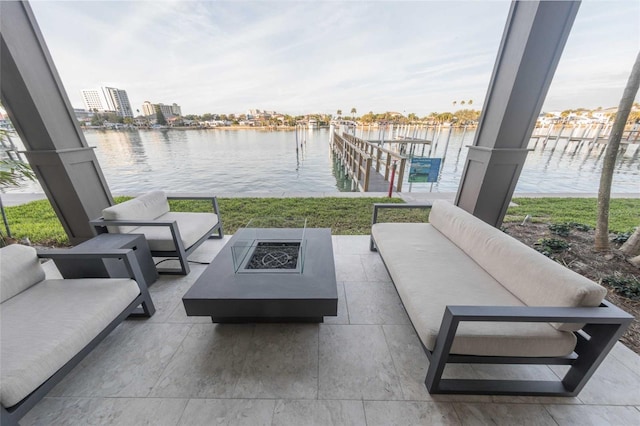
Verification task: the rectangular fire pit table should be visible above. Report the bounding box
[182,227,337,322]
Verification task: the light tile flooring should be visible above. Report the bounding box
[24,236,640,425]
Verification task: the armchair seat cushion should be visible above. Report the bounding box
[372,222,577,357]
[134,212,219,252]
[0,278,139,408]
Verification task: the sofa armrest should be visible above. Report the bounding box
[442,301,633,325]
[372,202,433,225]
[426,300,633,393]
[166,194,221,215]
[370,203,432,251]
[90,218,178,228]
[90,218,183,249]
[37,249,150,295]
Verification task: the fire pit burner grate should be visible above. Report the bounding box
[246,242,300,270]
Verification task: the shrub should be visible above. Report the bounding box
[549,223,571,237]
[566,222,592,232]
[611,231,632,244]
[535,237,570,257]
[602,274,640,300]
[549,222,592,237]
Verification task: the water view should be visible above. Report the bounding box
[9,127,640,194]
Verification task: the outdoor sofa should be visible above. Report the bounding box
[0,244,155,425]
[370,200,633,396]
[91,191,224,275]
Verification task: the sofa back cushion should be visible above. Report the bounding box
[0,244,46,303]
[102,190,170,233]
[428,200,607,331]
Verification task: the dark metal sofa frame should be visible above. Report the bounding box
[90,195,224,275]
[1,249,155,426]
[370,202,633,396]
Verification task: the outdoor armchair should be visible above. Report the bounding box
[90,191,224,275]
[0,244,155,425]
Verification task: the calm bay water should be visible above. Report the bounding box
[87,128,338,193]
[10,127,640,194]
[359,125,640,193]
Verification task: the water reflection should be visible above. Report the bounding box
[330,153,357,192]
[7,126,639,194]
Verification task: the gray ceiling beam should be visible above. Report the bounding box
[455,0,580,227]
[1,1,114,244]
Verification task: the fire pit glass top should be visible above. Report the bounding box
[231,218,307,274]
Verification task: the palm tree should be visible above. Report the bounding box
[350,107,357,117]
[468,99,473,106]
[452,101,457,108]
[0,136,36,241]
[461,100,466,106]
[336,109,342,117]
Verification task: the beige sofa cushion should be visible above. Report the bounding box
[372,222,577,357]
[0,245,45,303]
[135,212,219,252]
[428,200,606,331]
[0,277,140,408]
[102,190,170,233]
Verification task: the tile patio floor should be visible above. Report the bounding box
[24,236,640,425]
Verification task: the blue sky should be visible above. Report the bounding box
[30,0,640,116]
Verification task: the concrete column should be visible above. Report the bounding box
[455,0,580,227]
[1,1,114,244]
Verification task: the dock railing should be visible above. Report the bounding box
[332,131,407,192]
[332,132,373,191]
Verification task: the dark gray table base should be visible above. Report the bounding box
[54,233,158,285]
[183,228,337,323]
[212,316,324,323]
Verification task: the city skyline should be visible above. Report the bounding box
[30,1,640,116]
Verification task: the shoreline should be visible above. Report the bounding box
[81,125,327,131]
[3,192,639,207]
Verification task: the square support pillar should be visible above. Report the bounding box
[456,146,531,227]
[455,1,580,227]
[1,1,114,244]
[22,148,113,245]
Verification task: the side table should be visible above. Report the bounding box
[53,233,158,286]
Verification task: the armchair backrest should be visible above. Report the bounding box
[0,244,46,303]
[102,190,170,233]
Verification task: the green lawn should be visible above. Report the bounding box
[504,198,640,233]
[2,196,638,246]
[170,197,409,236]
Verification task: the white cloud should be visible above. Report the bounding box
[29,0,639,116]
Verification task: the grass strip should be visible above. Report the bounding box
[2,196,638,246]
[169,197,412,236]
[506,198,640,233]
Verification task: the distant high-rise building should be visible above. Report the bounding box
[170,103,182,116]
[104,87,133,118]
[81,89,108,112]
[142,101,182,118]
[81,86,133,118]
[141,101,155,117]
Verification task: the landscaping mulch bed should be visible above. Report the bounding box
[504,222,640,354]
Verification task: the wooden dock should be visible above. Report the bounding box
[363,165,392,192]
[331,132,420,192]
